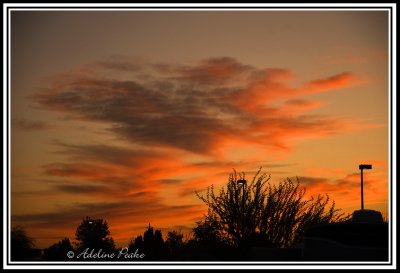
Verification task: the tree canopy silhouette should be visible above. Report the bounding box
[165,230,184,258]
[43,238,74,261]
[11,226,37,261]
[196,168,350,248]
[75,216,115,252]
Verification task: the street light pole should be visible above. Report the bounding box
[237,179,246,237]
[359,164,372,210]
[237,179,246,208]
[361,168,364,210]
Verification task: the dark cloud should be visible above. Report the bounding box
[285,99,317,107]
[41,162,139,197]
[52,141,164,167]
[12,118,50,131]
[34,76,236,154]
[112,116,229,153]
[158,179,183,185]
[298,176,330,185]
[155,57,254,85]
[94,60,141,72]
[33,57,360,155]
[192,160,293,169]
[11,190,54,197]
[54,183,109,194]
[43,162,107,178]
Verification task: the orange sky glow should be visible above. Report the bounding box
[9,10,391,248]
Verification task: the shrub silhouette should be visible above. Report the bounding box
[43,238,74,261]
[196,168,350,248]
[11,226,37,261]
[75,216,115,254]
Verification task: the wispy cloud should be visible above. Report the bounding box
[12,118,51,131]
[302,72,356,93]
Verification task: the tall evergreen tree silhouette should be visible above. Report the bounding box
[129,224,168,260]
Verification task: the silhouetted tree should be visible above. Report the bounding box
[129,224,168,260]
[43,238,74,261]
[75,216,115,253]
[260,177,349,247]
[129,234,144,250]
[196,168,350,248]
[11,226,37,261]
[165,230,184,258]
[192,212,227,245]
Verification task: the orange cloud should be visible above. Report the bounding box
[302,72,357,93]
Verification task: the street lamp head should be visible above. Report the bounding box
[237,179,247,186]
[359,164,372,170]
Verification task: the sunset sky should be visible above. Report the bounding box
[9,9,390,248]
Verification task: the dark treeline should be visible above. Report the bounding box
[11,169,354,261]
